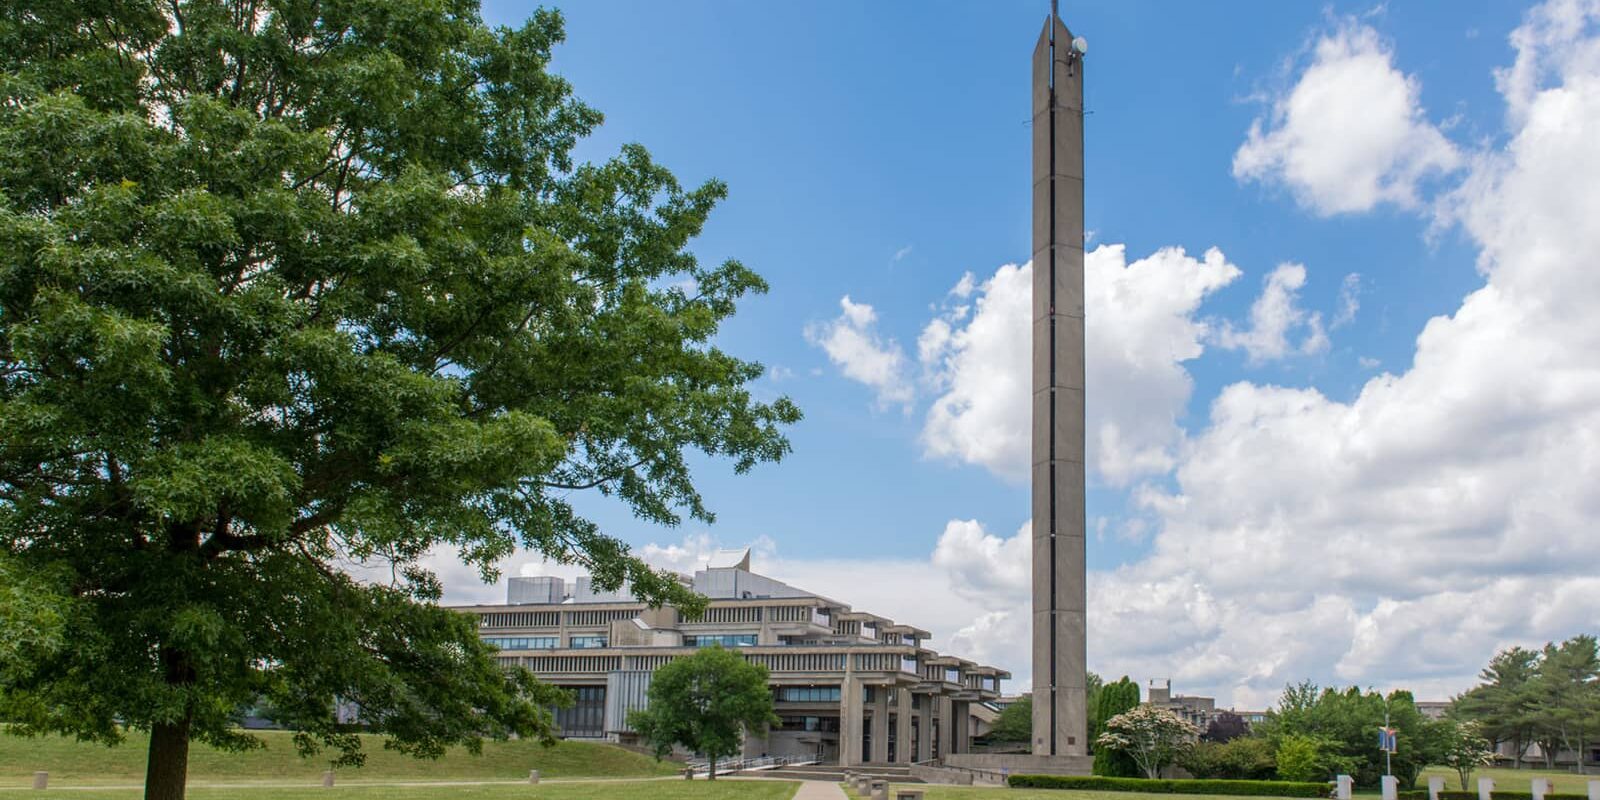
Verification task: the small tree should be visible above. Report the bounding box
[628,647,778,779]
[1275,734,1327,782]
[1097,706,1200,779]
[1204,711,1251,743]
[988,695,1032,743]
[1441,720,1495,790]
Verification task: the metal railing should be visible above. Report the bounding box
[684,755,799,777]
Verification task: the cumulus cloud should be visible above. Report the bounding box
[920,246,1240,485]
[805,295,915,410]
[1215,263,1330,363]
[1097,0,1600,705]
[1234,20,1460,215]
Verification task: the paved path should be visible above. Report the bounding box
[791,779,849,800]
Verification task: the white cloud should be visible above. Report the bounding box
[805,295,915,410]
[1215,263,1331,363]
[1096,0,1600,706]
[1333,273,1362,328]
[893,244,914,264]
[920,246,1240,485]
[1234,20,1460,215]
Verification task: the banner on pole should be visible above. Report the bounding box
[1377,727,1398,753]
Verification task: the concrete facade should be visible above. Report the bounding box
[1030,5,1089,759]
[452,550,1008,767]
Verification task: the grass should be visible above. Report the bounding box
[0,728,682,788]
[1419,767,1597,795]
[0,780,797,799]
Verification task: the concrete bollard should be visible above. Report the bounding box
[32,772,48,790]
[1429,776,1446,800]
[856,777,872,797]
[1337,775,1354,800]
[528,769,540,785]
[1479,777,1495,800]
[1533,779,1553,800]
[1382,775,1399,800]
[322,770,335,788]
[870,779,888,800]
[1587,780,1599,800]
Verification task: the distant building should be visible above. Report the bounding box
[1415,701,1450,720]
[1145,680,1266,732]
[449,548,1008,766]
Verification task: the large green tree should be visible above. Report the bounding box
[0,2,799,799]
[1453,646,1541,768]
[627,646,778,780]
[1092,676,1141,777]
[1530,636,1600,771]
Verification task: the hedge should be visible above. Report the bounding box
[1491,794,1588,800]
[1006,775,1332,797]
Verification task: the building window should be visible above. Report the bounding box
[568,635,608,649]
[683,634,757,648]
[554,686,605,738]
[888,713,898,762]
[482,636,558,650]
[945,668,960,683]
[776,715,840,733]
[777,686,841,703]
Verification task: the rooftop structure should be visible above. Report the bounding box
[451,549,1008,766]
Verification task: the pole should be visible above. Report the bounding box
[1385,707,1392,778]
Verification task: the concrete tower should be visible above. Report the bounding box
[1030,3,1088,759]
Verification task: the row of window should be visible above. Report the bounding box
[484,637,559,650]
[487,635,610,650]
[776,714,840,732]
[777,686,841,703]
[684,634,758,648]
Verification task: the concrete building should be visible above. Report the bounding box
[451,549,1008,766]
[1146,681,1268,732]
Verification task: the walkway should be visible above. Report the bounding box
[792,779,849,800]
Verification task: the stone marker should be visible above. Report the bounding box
[528,769,540,785]
[322,770,335,788]
[857,777,872,797]
[1429,775,1445,800]
[1533,778,1552,800]
[896,791,926,800]
[1480,777,1496,800]
[32,772,48,790]
[1337,774,1354,800]
[1587,780,1599,800]
[870,779,888,800]
[1382,775,1399,800]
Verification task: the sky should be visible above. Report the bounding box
[429,0,1600,710]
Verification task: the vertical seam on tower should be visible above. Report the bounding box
[1046,10,1059,760]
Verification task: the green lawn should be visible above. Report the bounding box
[914,790,1312,800]
[0,729,681,788]
[1419,767,1597,795]
[0,780,796,799]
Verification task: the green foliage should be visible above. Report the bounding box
[1005,774,1332,797]
[1489,793,1590,800]
[626,647,777,778]
[988,694,1033,743]
[1452,636,1600,772]
[1181,736,1279,781]
[0,1,797,797]
[1093,677,1142,777]
[1274,734,1328,783]
[1258,683,1445,788]
[1453,647,1540,766]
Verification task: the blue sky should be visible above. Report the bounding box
[448,0,1600,707]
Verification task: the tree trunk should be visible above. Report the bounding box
[144,719,191,800]
[707,756,716,780]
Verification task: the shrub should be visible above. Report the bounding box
[1276,735,1328,783]
[1440,792,1480,800]
[1490,794,1588,800]
[1006,775,1332,797]
[1182,737,1279,780]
